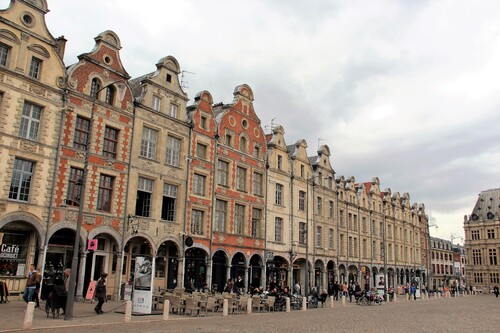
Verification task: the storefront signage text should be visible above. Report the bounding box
[0,244,20,259]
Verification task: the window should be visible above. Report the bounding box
[166,136,181,166]
[251,208,261,238]
[317,172,322,186]
[235,204,245,235]
[0,43,10,66]
[300,164,304,178]
[340,235,345,255]
[193,174,206,196]
[353,237,358,257]
[329,229,334,249]
[135,177,153,217]
[19,102,42,140]
[169,104,178,118]
[102,126,118,159]
[275,217,283,242]
[200,116,207,129]
[9,158,34,202]
[239,136,247,153]
[252,172,263,196]
[28,57,42,79]
[298,191,305,211]
[327,176,333,189]
[277,155,283,170]
[353,214,357,231]
[489,248,497,265]
[152,96,161,112]
[166,74,172,83]
[362,239,367,258]
[161,183,177,221]
[214,200,227,232]
[105,86,115,105]
[253,146,260,158]
[225,134,232,147]
[316,226,322,247]
[217,160,229,186]
[316,197,322,215]
[73,119,90,153]
[196,143,207,159]
[140,127,157,159]
[191,210,204,235]
[90,78,101,98]
[66,167,83,206]
[275,183,283,205]
[362,217,367,233]
[97,174,114,212]
[299,222,306,245]
[339,210,344,227]
[236,167,246,191]
[329,201,334,218]
[471,230,480,240]
[488,229,495,239]
[490,273,500,284]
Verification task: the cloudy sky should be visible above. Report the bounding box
[7,0,500,241]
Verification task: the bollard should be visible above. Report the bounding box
[247,298,252,315]
[438,292,441,298]
[406,293,409,301]
[341,295,346,307]
[286,297,290,312]
[434,292,438,299]
[124,300,132,323]
[23,301,35,330]
[330,295,334,308]
[302,296,307,311]
[222,299,228,316]
[393,293,397,303]
[163,299,170,320]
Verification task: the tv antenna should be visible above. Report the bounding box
[181,70,195,89]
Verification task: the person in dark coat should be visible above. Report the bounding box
[94,273,107,314]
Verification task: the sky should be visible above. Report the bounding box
[5,0,500,241]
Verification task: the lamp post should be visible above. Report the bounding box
[382,196,389,300]
[64,80,126,320]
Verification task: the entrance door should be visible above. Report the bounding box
[93,254,107,281]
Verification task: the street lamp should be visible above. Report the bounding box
[451,234,464,293]
[64,80,127,320]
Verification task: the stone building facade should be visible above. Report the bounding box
[0,0,432,300]
[464,188,500,293]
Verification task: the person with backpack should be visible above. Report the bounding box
[94,273,108,314]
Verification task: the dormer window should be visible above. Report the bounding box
[152,95,161,112]
[169,104,178,118]
[28,57,42,79]
[225,134,232,147]
[239,136,247,153]
[277,155,283,170]
[166,74,172,83]
[90,78,102,98]
[200,116,207,129]
[105,86,115,105]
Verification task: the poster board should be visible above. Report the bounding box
[85,280,97,303]
[375,273,387,296]
[132,256,153,314]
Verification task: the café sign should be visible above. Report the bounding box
[0,244,20,259]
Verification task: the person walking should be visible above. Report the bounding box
[63,268,71,292]
[23,264,38,303]
[32,267,42,308]
[94,273,107,314]
[493,286,499,298]
[410,283,417,300]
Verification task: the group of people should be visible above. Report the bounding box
[20,264,109,315]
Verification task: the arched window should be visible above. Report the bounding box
[90,78,102,98]
[239,136,247,153]
[105,85,115,105]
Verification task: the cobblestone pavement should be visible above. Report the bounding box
[1,294,497,333]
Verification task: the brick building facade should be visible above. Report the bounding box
[0,0,432,300]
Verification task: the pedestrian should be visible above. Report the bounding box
[32,267,42,308]
[23,264,38,303]
[94,273,107,314]
[333,281,339,300]
[493,286,499,298]
[64,268,71,291]
[410,283,417,300]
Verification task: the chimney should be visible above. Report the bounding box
[55,35,67,59]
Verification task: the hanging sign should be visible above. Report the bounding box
[88,239,98,251]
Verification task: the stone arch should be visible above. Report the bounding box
[27,44,50,58]
[0,211,45,246]
[156,55,181,73]
[156,235,181,253]
[87,225,121,246]
[47,221,86,247]
[95,30,122,50]
[123,232,155,254]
